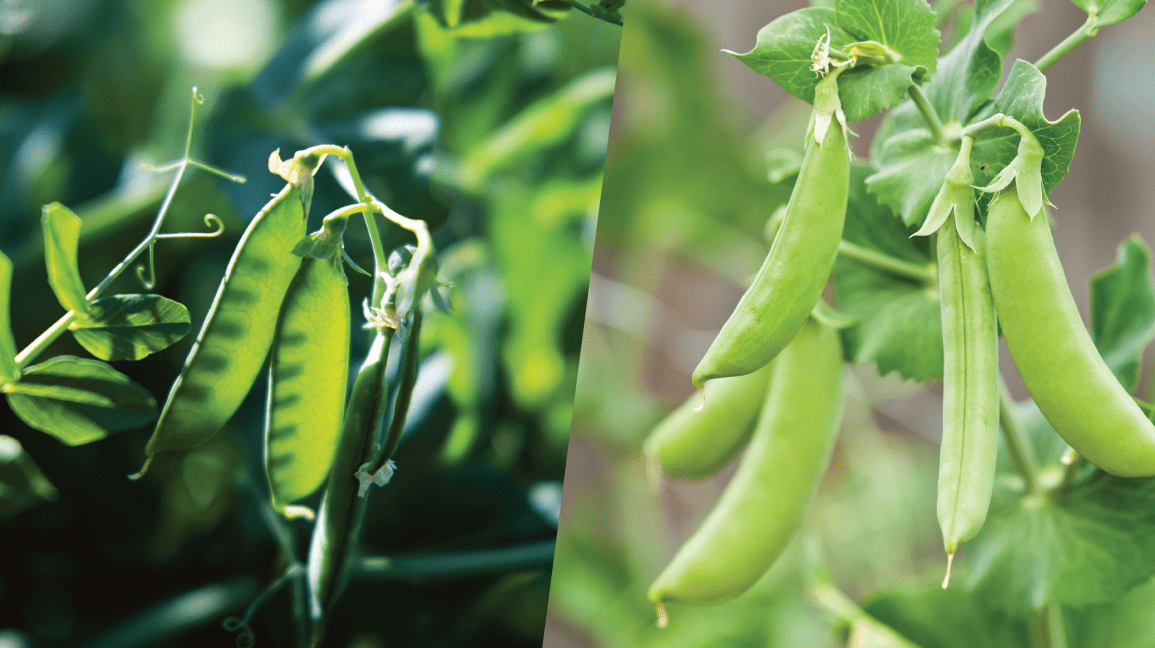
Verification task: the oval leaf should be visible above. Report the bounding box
[71,294,193,361]
[0,252,18,383]
[6,356,157,446]
[1091,235,1155,392]
[41,203,90,315]
[1073,0,1146,27]
[0,435,59,518]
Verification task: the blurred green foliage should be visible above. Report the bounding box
[0,0,619,645]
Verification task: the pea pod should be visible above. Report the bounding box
[691,118,848,389]
[649,318,844,611]
[140,174,315,470]
[643,360,775,482]
[936,218,998,563]
[986,191,1155,477]
[265,253,351,514]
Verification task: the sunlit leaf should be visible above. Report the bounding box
[6,356,157,445]
[0,252,18,383]
[41,202,90,315]
[71,294,193,361]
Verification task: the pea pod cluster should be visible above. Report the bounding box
[647,318,844,620]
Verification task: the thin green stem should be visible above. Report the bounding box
[1035,15,1097,74]
[1056,447,1082,495]
[1034,603,1069,648]
[837,240,937,284]
[999,379,1039,493]
[355,540,557,582]
[908,84,947,146]
[365,308,423,477]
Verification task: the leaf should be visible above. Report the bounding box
[836,0,940,74]
[419,0,570,33]
[459,68,617,189]
[1068,576,1155,648]
[862,586,1030,648]
[968,469,1155,611]
[41,202,89,315]
[0,251,18,383]
[730,8,929,122]
[983,0,1039,58]
[972,60,1081,199]
[866,0,1014,225]
[1090,235,1155,393]
[1072,0,1147,27]
[0,435,59,519]
[70,294,193,362]
[833,165,943,380]
[6,356,157,446]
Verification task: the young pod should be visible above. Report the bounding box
[265,252,351,514]
[691,116,848,389]
[986,192,1155,477]
[643,360,775,482]
[648,318,844,610]
[143,181,312,465]
[936,218,999,564]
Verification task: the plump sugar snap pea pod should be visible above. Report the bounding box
[649,318,844,614]
[691,118,847,389]
[141,179,314,469]
[936,218,998,569]
[986,191,1155,477]
[265,252,351,514]
[643,360,775,482]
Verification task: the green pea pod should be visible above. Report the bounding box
[265,254,351,514]
[936,218,998,565]
[649,318,844,612]
[307,323,397,636]
[643,360,775,482]
[691,121,848,389]
[140,182,312,467]
[986,192,1155,477]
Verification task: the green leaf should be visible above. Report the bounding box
[6,356,157,446]
[70,294,193,362]
[1068,576,1155,648]
[968,469,1155,611]
[731,8,930,122]
[836,0,940,74]
[459,68,617,189]
[0,252,18,384]
[833,165,943,380]
[983,0,1039,58]
[972,60,1081,199]
[41,202,90,315]
[866,0,1014,225]
[1072,0,1147,27]
[0,435,59,519]
[1090,235,1155,393]
[863,586,1030,647]
[418,0,570,33]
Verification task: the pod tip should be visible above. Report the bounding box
[655,602,668,629]
[942,552,954,589]
[692,387,705,412]
[127,456,152,481]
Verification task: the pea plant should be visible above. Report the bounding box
[554,0,1154,645]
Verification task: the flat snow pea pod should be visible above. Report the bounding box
[141,179,313,469]
[265,253,350,513]
[986,192,1155,477]
[643,360,775,482]
[691,121,848,389]
[936,218,998,566]
[648,318,844,613]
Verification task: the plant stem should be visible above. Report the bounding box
[999,379,1039,493]
[837,240,937,284]
[355,540,557,582]
[1035,603,1069,648]
[908,84,947,146]
[1035,15,1097,74]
